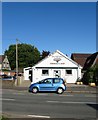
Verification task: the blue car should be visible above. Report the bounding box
[29,78,66,94]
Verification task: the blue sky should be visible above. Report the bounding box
[2,2,96,56]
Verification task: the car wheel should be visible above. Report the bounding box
[32,87,38,93]
[57,88,64,94]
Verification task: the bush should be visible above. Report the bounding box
[1,116,9,120]
[82,66,98,85]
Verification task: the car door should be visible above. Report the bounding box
[53,78,61,90]
[39,78,54,91]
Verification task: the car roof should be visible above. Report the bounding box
[43,78,63,80]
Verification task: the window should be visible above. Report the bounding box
[54,78,60,83]
[42,70,49,75]
[54,70,61,78]
[43,78,52,84]
[66,70,72,75]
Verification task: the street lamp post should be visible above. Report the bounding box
[16,38,18,86]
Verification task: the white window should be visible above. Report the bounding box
[42,70,49,76]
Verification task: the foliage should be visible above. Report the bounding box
[76,77,81,82]
[87,67,94,83]
[93,65,98,85]
[4,45,16,70]
[4,44,40,70]
[2,69,10,72]
[40,50,50,60]
[1,116,9,120]
[82,65,98,85]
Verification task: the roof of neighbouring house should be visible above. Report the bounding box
[0,55,5,64]
[83,52,98,70]
[71,53,92,67]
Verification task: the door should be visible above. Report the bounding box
[29,70,32,82]
[54,70,61,78]
[39,78,54,91]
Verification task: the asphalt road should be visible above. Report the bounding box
[1,88,98,120]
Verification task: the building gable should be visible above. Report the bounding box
[0,55,11,70]
[33,50,82,68]
[0,55,5,64]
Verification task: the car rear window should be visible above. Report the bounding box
[54,79,60,83]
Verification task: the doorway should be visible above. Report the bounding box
[54,70,61,78]
[29,70,32,82]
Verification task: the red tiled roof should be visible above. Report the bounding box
[71,53,92,67]
[0,55,5,64]
[83,52,98,70]
[71,53,91,58]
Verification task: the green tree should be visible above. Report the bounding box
[4,44,40,70]
[83,65,98,85]
[93,64,98,85]
[40,50,50,60]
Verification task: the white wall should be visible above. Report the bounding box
[32,68,79,84]
[24,67,31,80]
[24,50,82,83]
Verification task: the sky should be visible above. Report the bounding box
[1,2,97,57]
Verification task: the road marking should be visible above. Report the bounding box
[62,101,97,104]
[28,115,50,118]
[13,93,25,95]
[46,100,97,104]
[85,95,96,97]
[35,93,48,96]
[0,98,15,101]
[47,100,59,103]
[60,94,73,96]
[13,92,48,96]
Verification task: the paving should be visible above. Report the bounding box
[66,84,97,93]
[2,83,97,94]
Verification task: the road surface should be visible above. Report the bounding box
[1,88,97,120]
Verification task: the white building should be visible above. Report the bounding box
[24,50,82,84]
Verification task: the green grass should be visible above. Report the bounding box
[0,116,9,120]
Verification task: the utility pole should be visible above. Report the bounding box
[16,38,18,86]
